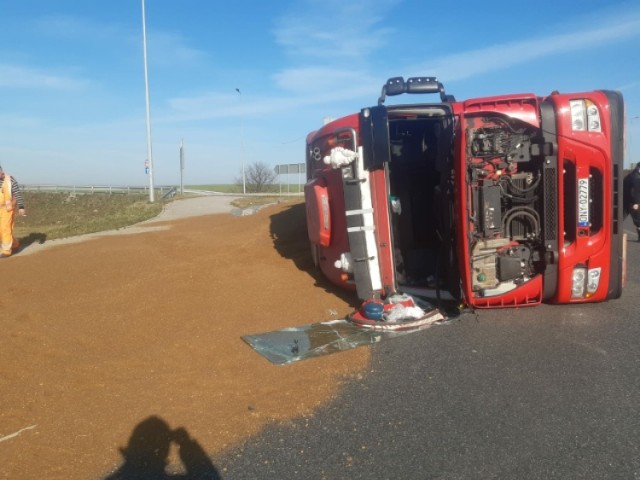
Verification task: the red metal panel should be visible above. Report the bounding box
[547,91,614,304]
[304,178,331,247]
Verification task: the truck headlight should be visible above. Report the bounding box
[571,266,602,298]
[570,100,602,133]
[587,267,601,294]
[571,267,587,298]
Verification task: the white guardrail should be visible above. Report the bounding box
[22,184,177,196]
[21,185,304,198]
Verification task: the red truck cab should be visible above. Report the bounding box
[304,77,626,308]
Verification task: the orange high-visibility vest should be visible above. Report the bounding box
[0,175,16,212]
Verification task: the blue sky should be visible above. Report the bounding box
[1,0,639,187]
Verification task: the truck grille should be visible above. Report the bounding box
[544,167,557,240]
[612,163,620,234]
[589,168,603,233]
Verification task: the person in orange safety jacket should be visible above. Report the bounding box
[0,165,26,258]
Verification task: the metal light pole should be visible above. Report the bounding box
[141,0,155,202]
[179,138,185,194]
[236,88,246,194]
[631,116,639,169]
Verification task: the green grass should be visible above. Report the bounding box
[188,183,304,194]
[185,184,303,209]
[12,190,303,248]
[188,184,244,193]
[14,192,164,243]
[230,196,282,209]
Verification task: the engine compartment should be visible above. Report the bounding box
[465,115,547,297]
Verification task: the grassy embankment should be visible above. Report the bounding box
[13,192,164,245]
[13,188,299,246]
[190,183,303,194]
[188,183,302,209]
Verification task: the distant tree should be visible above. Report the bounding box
[237,161,277,193]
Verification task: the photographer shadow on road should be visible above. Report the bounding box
[104,415,221,480]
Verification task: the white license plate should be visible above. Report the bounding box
[577,177,589,226]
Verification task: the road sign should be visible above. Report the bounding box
[275,163,306,174]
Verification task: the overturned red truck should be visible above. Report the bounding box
[304,77,626,310]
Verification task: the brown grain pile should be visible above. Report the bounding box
[0,201,368,479]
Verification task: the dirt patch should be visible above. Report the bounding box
[0,200,368,479]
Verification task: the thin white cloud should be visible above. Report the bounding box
[31,14,124,40]
[272,4,640,102]
[162,77,378,124]
[410,9,640,82]
[32,13,207,68]
[272,66,370,93]
[274,0,399,60]
[148,31,208,67]
[0,64,86,90]
[167,92,236,119]
[155,4,640,125]
[615,80,640,92]
[0,114,42,129]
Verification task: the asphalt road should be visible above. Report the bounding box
[214,218,640,480]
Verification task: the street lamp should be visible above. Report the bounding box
[630,116,639,169]
[141,0,155,202]
[236,88,246,195]
[179,138,185,195]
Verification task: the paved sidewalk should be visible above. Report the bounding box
[153,194,241,221]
